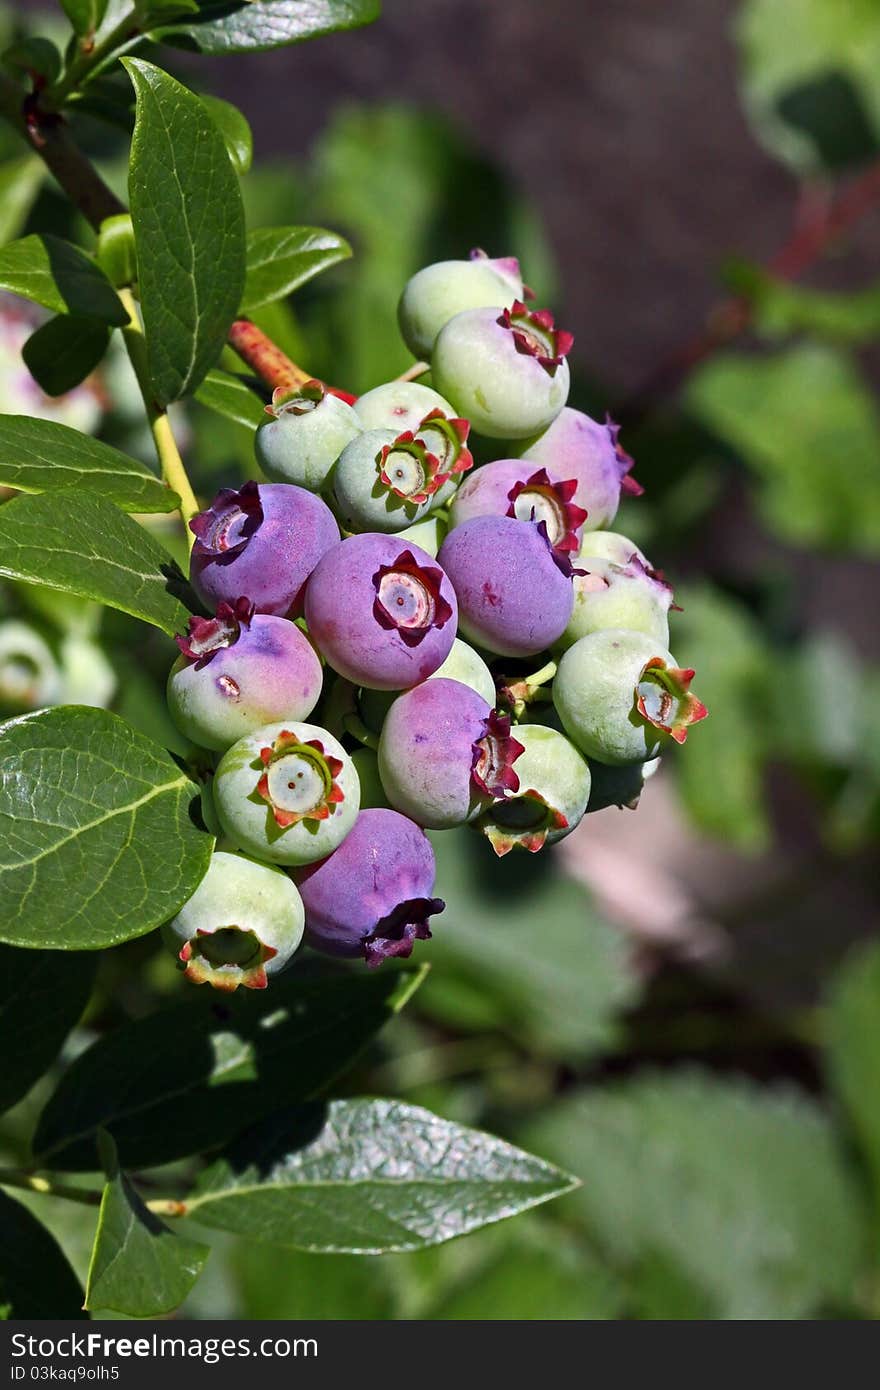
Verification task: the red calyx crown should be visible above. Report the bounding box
[175,597,255,669]
[471,711,525,799]
[256,729,345,829]
[497,301,573,376]
[372,550,454,648]
[190,481,263,559]
[635,658,708,745]
[506,468,588,554]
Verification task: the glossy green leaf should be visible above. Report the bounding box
[526,1070,865,1319]
[58,0,110,36]
[124,58,245,406]
[188,1099,578,1253]
[737,0,880,173]
[35,966,426,1170]
[22,315,110,397]
[827,942,880,1200]
[0,706,213,950]
[424,828,639,1058]
[194,368,265,429]
[0,1190,86,1319]
[0,234,126,325]
[0,159,44,245]
[0,945,96,1115]
[687,344,880,554]
[200,94,253,174]
[156,0,381,56]
[0,491,191,634]
[0,415,176,513]
[85,1135,209,1316]
[241,225,352,313]
[670,584,771,850]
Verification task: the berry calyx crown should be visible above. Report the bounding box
[265,379,326,417]
[372,550,454,647]
[256,729,345,829]
[471,710,525,799]
[497,301,573,376]
[190,481,263,559]
[362,896,445,970]
[175,597,255,668]
[506,468,587,553]
[635,658,708,745]
[479,789,569,857]
[178,926,277,992]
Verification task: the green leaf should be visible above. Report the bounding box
[35,966,425,1170]
[670,584,771,850]
[0,491,191,634]
[0,1190,86,1319]
[737,0,880,173]
[85,1134,209,1316]
[827,942,880,1204]
[241,225,352,313]
[0,234,127,326]
[0,415,176,514]
[187,1099,578,1253]
[526,1070,865,1319]
[22,315,110,397]
[0,945,96,1115]
[687,344,880,554]
[0,706,213,951]
[726,259,880,344]
[199,94,253,175]
[3,38,62,85]
[123,58,246,406]
[0,159,44,245]
[424,828,639,1058]
[59,0,110,37]
[194,368,265,429]
[156,0,381,56]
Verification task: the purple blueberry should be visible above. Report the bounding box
[189,481,339,618]
[449,460,587,552]
[377,677,523,829]
[167,599,323,752]
[304,534,457,690]
[437,515,574,657]
[293,808,444,967]
[514,408,642,531]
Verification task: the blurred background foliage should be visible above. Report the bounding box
[1,0,879,1319]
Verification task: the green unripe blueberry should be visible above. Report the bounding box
[553,629,707,766]
[353,381,455,435]
[162,850,305,991]
[576,530,647,567]
[587,757,654,812]
[213,721,360,866]
[358,638,496,735]
[350,747,390,809]
[398,250,525,359]
[331,429,436,533]
[555,555,673,653]
[0,620,61,713]
[255,381,362,491]
[397,513,448,557]
[477,722,591,854]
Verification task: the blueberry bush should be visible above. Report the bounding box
[0,1,879,1322]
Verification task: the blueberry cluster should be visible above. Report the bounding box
[163,249,707,991]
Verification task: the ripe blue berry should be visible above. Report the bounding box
[449,460,587,553]
[293,808,444,967]
[432,301,572,438]
[398,249,526,359]
[554,629,708,765]
[438,515,574,657]
[162,850,304,991]
[378,677,523,829]
[189,481,339,618]
[358,636,496,736]
[167,599,323,752]
[305,534,457,690]
[353,380,455,434]
[477,722,591,855]
[213,721,360,866]
[515,409,642,530]
[254,380,362,491]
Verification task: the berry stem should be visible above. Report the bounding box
[118,287,200,548]
[0,1168,103,1207]
[228,318,314,394]
[396,360,430,382]
[523,659,557,692]
[343,712,380,751]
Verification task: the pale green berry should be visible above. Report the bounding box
[576,530,647,567]
[213,721,360,866]
[255,381,362,491]
[477,722,590,855]
[0,620,61,713]
[331,429,436,533]
[397,513,448,557]
[398,250,525,358]
[555,555,673,653]
[353,381,455,434]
